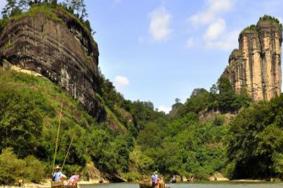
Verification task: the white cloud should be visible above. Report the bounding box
[202,18,239,51]
[149,6,172,42]
[186,37,195,48]
[158,105,171,114]
[209,0,233,12]
[204,18,226,41]
[114,75,129,88]
[187,0,237,51]
[204,30,239,51]
[189,0,234,26]
[189,10,215,26]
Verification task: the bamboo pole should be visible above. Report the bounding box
[61,135,74,171]
[52,103,63,172]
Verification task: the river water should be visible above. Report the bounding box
[80,183,139,188]
[168,183,283,188]
[80,183,283,188]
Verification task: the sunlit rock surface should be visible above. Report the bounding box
[222,16,282,101]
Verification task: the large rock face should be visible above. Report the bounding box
[222,16,282,101]
[0,8,105,120]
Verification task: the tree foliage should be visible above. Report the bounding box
[0,86,46,158]
[1,0,90,31]
[134,113,229,179]
[170,77,251,118]
[1,0,22,18]
[0,148,45,184]
[0,70,138,183]
[228,95,283,179]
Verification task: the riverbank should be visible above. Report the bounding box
[1,181,283,188]
[0,178,282,188]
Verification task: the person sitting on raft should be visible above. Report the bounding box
[67,175,80,186]
[151,171,158,188]
[52,165,67,182]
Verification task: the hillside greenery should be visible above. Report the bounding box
[0,69,137,184]
[126,76,253,180]
[228,96,283,179]
[1,67,282,184]
[126,75,283,181]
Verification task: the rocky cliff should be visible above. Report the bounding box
[222,16,282,101]
[0,6,105,120]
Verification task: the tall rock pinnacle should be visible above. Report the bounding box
[222,15,282,101]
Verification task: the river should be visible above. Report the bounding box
[168,183,283,188]
[80,183,139,188]
[79,183,283,188]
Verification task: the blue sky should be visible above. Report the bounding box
[1,0,283,113]
[86,0,283,113]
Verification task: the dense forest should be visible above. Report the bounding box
[0,0,282,185]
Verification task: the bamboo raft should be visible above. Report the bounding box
[51,181,77,188]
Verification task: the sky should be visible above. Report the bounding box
[1,0,283,113]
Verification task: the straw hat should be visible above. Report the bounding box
[55,165,61,169]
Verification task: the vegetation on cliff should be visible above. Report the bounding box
[171,76,251,116]
[229,49,242,59]
[1,67,281,183]
[0,69,135,183]
[128,76,283,180]
[127,77,251,180]
[0,0,92,35]
[258,15,282,31]
[241,15,282,34]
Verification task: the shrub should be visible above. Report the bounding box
[0,148,26,185]
[122,172,141,182]
[24,156,46,183]
[0,148,46,185]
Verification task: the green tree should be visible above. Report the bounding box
[0,87,47,157]
[0,148,26,184]
[65,0,87,19]
[24,155,45,183]
[228,96,283,179]
[180,88,210,115]
[80,0,87,19]
[0,148,45,184]
[2,0,21,18]
[169,98,183,117]
[217,76,236,112]
[18,0,29,10]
